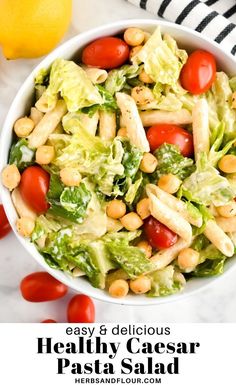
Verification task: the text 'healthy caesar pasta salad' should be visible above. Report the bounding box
[2,26,236,298]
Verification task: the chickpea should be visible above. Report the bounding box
[124,27,145,46]
[120,212,143,231]
[158,174,181,194]
[218,155,236,173]
[217,202,236,218]
[130,276,151,294]
[117,127,128,137]
[136,198,150,220]
[137,240,152,258]
[129,45,142,60]
[36,145,55,165]
[1,164,21,191]
[140,153,157,173]
[139,70,154,84]
[16,217,35,237]
[109,279,129,298]
[178,248,200,272]
[14,117,35,138]
[106,199,126,219]
[131,86,154,106]
[232,91,236,109]
[60,167,82,187]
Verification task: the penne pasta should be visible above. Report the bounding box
[80,110,99,136]
[82,66,108,84]
[30,107,44,126]
[146,184,202,228]
[147,190,192,243]
[99,110,116,140]
[192,99,210,161]
[140,109,192,127]
[216,216,236,233]
[11,188,36,220]
[116,92,150,152]
[149,238,191,271]
[28,100,67,149]
[35,91,58,113]
[204,220,234,257]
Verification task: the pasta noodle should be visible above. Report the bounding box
[149,238,191,271]
[147,189,192,242]
[80,111,99,136]
[192,99,210,160]
[35,92,58,113]
[82,66,108,84]
[140,109,192,127]
[116,92,150,152]
[28,100,67,148]
[30,107,44,126]
[204,220,234,257]
[11,188,36,220]
[146,184,202,228]
[99,111,116,140]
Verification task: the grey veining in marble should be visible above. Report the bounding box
[0,0,235,322]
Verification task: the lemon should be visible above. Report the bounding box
[0,0,72,59]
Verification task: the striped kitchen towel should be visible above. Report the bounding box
[127,0,236,55]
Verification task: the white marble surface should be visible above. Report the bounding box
[0,0,235,322]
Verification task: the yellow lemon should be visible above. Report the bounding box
[0,0,72,59]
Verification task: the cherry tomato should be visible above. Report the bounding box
[180,50,216,95]
[144,216,178,249]
[20,272,68,302]
[0,204,11,239]
[41,319,57,323]
[19,166,50,214]
[146,124,193,157]
[67,294,95,323]
[82,37,130,69]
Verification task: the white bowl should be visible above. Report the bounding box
[1,19,236,306]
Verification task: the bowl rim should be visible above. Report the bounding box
[1,18,236,306]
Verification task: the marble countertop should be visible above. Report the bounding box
[0,0,235,323]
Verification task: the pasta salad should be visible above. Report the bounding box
[2,26,236,298]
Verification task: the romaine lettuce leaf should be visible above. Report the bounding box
[154,143,194,181]
[81,85,118,117]
[212,72,236,142]
[208,121,235,167]
[9,139,35,171]
[105,64,140,95]
[132,27,187,86]
[47,173,92,223]
[43,59,103,111]
[190,256,226,277]
[182,153,234,206]
[147,265,184,297]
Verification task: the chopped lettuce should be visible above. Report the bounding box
[54,128,125,196]
[9,139,35,170]
[47,174,92,223]
[147,266,184,297]
[132,27,187,86]
[34,68,49,87]
[105,64,140,95]
[182,153,234,206]
[208,121,235,167]
[43,59,103,111]
[154,143,194,181]
[125,173,143,205]
[81,85,117,117]
[212,72,236,142]
[190,256,226,277]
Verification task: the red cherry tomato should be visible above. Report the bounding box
[82,37,130,69]
[20,272,68,302]
[67,294,95,323]
[146,124,193,157]
[0,204,11,239]
[41,319,57,323]
[144,216,178,249]
[19,166,50,214]
[180,50,216,95]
